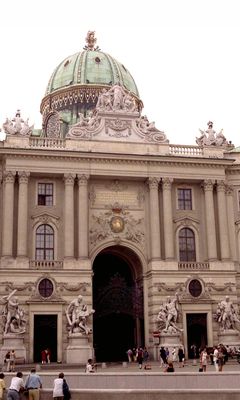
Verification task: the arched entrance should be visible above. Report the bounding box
[93,245,144,362]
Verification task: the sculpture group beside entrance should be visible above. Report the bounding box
[215,296,240,332]
[0,289,26,335]
[156,293,182,334]
[66,295,95,335]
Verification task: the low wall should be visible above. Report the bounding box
[39,389,240,400]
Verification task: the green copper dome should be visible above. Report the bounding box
[45,50,139,96]
[40,32,141,135]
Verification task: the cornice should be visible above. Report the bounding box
[0,149,235,169]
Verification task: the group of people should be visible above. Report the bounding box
[159,346,185,372]
[126,347,149,369]
[1,368,71,400]
[4,350,16,372]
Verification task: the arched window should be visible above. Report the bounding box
[36,224,54,260]
[179,228,196,261]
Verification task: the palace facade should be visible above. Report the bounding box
[1,32,240,363]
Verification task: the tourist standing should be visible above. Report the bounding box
[127,349,133,362]
[136,347,143,369]
[217,345,224,372]
[53,373,64,400]
[4,352,11,372]
[213,346,219,371]
[178,346,185,368]
[159,347,167,368]
[7,372,24,400]
[25,368,42,400]
[9,350,16,372]
[199,348,208,372]
[0,373,6,400]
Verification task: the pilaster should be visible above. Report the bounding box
[148,177,161,259]
[78,174,89,259]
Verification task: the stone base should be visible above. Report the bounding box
[66,333,93,364]
[218,329,240,347]
[159,333,182,358]
[0,334,26,363]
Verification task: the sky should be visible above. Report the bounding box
[0,0,240,146]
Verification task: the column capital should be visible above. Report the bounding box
[202,179,214,192]
[162,177,173,190]
[3,171,15,183]
[226,185,234,196]
[18,171,30,184]
[147,177,159,190]
[77,174,89,186]
[64,173,75,185]
[216,180,226,192]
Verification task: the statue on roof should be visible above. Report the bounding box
[3,110,34,136]
[196,121,228,147]
[96,84,137,112]
[84,31,99,51]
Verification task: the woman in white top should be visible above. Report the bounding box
[200,348,208,372]
[85,359,95,373]
[53,372,64,400]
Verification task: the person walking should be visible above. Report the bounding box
[217,345,225,372]
[0,373,6,400]
[199,348,208,372]
[136,347,143,369]
[53,373,64,400]
[7,372,24,400]
[25,368,42,400]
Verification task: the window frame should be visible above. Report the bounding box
[35,224,54,261]
[178,227,196,262]
[36,181,55,206]
[177,187,193,210]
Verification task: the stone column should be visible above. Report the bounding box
[203,180,217,260]
[78,174,89,259]
[64,173,75,258]
[148,178,161,259]
[217,180,230,260]
[226,185,237,261]
[162,178,174,259]
[17,171,30,257]
[2,171,15,257]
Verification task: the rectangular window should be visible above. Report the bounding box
[38,183,53,206]
[178,188,192,210]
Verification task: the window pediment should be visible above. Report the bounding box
[31,212,60,228]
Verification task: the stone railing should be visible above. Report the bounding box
[30,260,63,269]
[169,145,203,156]
[178,262,209,270]
[29,137,66,148]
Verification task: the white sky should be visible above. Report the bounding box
[0,0,240,146]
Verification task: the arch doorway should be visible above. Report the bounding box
[93,245,144,362]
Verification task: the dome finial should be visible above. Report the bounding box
[84,31,99,51]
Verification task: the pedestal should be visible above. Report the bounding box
[66,333,93,364]
[0,334,26,363]
[158,332,182,357]
[218,329,240,347]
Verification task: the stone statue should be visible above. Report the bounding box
[123,92,137,112]
[136,115,156,133]
[66,295,95,335]
[96,89,112,111]
[196,121,228,146]
[1,289,26,334]
[84,31,98,51]
[108,83,126,110]
[3,110,33,136]
[157,293,182,334]
[216,296,240,331]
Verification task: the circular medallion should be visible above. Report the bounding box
[110,216,124,233]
